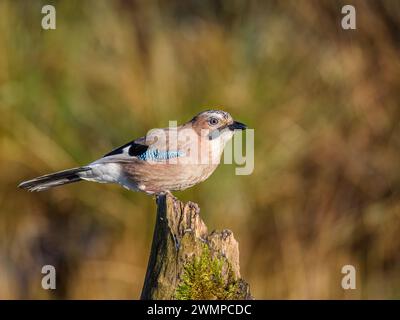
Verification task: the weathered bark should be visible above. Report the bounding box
[141,194,252,300]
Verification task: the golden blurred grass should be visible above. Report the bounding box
[0,0,399,299]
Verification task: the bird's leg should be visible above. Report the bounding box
[155,190,176,203]
[160,191,199,213]
[165,190,176,200]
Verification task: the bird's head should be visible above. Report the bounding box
[190,110,247,143]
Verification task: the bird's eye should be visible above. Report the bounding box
[208,117,219,126]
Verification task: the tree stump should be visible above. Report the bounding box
[141,194,252,300]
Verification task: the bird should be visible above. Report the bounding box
[18,110,247,195]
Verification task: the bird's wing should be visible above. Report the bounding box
[102,138,149,158]
[100,128,190,163]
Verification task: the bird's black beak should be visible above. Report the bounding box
[228,121,247,131]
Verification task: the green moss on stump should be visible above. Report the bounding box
[175,245,239,300]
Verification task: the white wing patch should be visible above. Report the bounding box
[79,163,122,183]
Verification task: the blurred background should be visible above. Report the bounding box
[0,0,399,299]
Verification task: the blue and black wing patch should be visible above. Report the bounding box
[136,149,185,161]
[103,140,149,157]
[103,140,185,161]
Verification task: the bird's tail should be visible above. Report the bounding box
[18,167,91,192]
